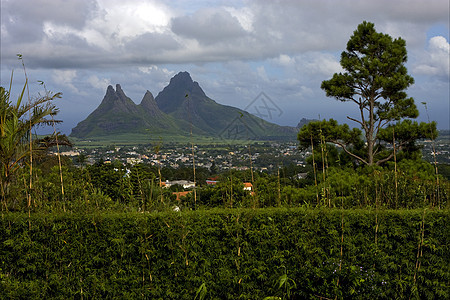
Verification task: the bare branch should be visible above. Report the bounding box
[376,152,395,165]
[332,139,368,165]
[347,116,363,127]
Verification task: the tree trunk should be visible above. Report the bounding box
[367,97,375,165]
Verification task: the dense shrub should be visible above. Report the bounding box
[1,208,448,299]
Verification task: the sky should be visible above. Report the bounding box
[1,0,449,135]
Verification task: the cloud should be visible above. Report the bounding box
[51,69,81,94]
[88,75,111,90]
[275,54,295,67]
[414,36,450,79]
[256,66,269,82]
[2,0,448,69]
[1,0,448,132]
[3,0,94,29]
[299,53,343,77]
[90,0,172,42]
[171,7,248,45]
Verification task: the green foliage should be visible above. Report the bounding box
[298,119,364,167]
[195,282,207,300]
[318,21,436,166]
[0,208,448,299]
[3,154,445,212]
[378,120,438,160]
[0,78,61,210]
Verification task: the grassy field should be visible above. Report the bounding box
[69,133,267,148]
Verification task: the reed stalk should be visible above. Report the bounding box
[17,55,33,216]
[318,120,329,206]
[393,127,398,209]
[411,199,426,299]
[248,143,257,208]
[186,94,197,208]
[154,141,163,203]
[422,102,440,208]
[135,167,145,211]
[311,135,319,205]
[337,178,344,288]
[51,115,65,212]
[277,166,281,207]
[374,170,380,268]
[229,170,233,208]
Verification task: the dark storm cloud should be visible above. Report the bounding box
[1,0,448,68]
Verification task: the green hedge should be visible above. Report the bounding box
[1,208,449,299]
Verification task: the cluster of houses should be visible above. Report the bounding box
[163,178,254,201]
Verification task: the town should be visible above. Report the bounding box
[55,133,450,187]
[60,141,309,173]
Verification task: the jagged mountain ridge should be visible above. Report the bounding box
[70,72,297,140]
[70,84,182,137]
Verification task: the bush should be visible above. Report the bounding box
[1,208,448,299]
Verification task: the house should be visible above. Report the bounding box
[173,191,192,201]
[297,173,308,179]
[162,180,196,189]
[127,157,142,165]
[243,182,253,191]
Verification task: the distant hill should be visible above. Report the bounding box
[70,72,297,141]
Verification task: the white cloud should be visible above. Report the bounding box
[52,70,81,94]
[301,53,343,77]
[274,54,294,67]
[414,36,450,79]
[256,66,269,82]
[88,75,111,90]
[92,0,172,40]
[270,52,342,77]
[138,65,174,77]
[224,6,254,32]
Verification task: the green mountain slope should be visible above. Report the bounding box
[70,72,297,141]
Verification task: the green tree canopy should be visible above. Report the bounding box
[299,21,437,166]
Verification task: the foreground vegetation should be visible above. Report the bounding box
[1,208,448,299]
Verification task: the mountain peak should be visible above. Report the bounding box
[155,71,207,113]
[140,90,155,106]
[115,84,127,100]
[139,90,164,118]
[143,90,154,98]
[106,85,115,95]
[170,71,193,85]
